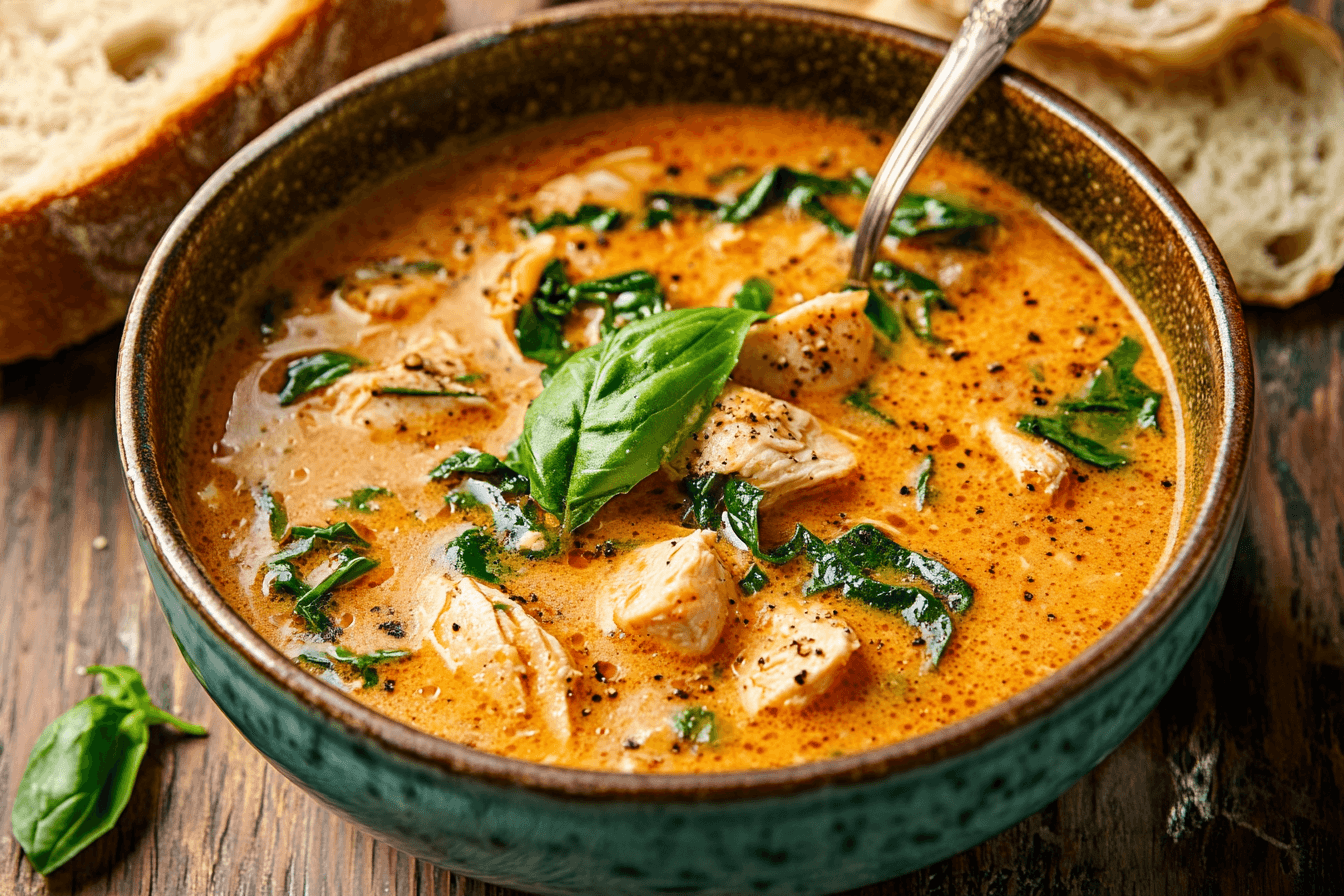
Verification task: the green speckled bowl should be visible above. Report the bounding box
[116,3,1253,893]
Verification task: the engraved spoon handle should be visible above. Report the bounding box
[848,0,1052,283]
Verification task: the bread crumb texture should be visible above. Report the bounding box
[0,0,444,363]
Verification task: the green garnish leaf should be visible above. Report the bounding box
[444,527,504,583]
[523,204,624,236]
[10,665,205,876]
[373,386,479,397]
[256,485,288,541]
[870,260,951,344]
[720,480,970,664]
[430,449,530,493]
[682,473,728,530]
[288,522,369,548]
[1017,337,1162,468]
[739,564,770,595]
[915,455,933,511]
[843,382,895,425]
[353,258,443,279]
[294,548,379,632]
[457,479,556,556]
[707,164,751,185]
[299,645,410,688]
[888,194,998,239]
[513,307,765,532]
[731,278,774,313]
[277,351,366,405]
[670,706,718,744]
[333,486,391,513]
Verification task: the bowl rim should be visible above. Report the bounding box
[117,0,1252,802]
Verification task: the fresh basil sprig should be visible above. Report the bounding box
[720,479,971,664]
[513,307,764,532]
[1017,336,1162,469]
[11,665,205,876]
[277,351,366,405]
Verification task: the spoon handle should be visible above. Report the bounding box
[848,0,1052,283]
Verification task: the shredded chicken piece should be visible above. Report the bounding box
[416,572,579,742]
[738,602,859,715]
[605,530,733,655]
[317,329,483,428]
[734,290,875,397]
[665,382,856,506]
[531,146,660,217]
[984,418,1070,495]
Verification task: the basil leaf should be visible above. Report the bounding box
[843,382,895,425]
[670,706,718,744]
[444,527,504,583]
[889,194,997,239]
[827,524,974,614]
[294,548,379,632]
[513,307,764,531]
[277,351,366,405]
[430,449,530,493]
[1017,415,1128,469]
[333,486,391,513]
[739,564,770,595]
[914,455,933,511]
[871,261,951,343]
[523,204,624,236]
[10,666,204,876]
[256,485,288,541]
[732,278,774,313]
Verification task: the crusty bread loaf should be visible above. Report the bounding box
[920,0,1278,67]
[0,0,444,365]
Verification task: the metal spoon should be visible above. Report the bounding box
[849,0,1052,283]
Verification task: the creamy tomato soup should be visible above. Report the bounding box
[185,105,1180,772]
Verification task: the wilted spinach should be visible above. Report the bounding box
[430,448,530,494]
[522,204,623,236]
[843,382,895,425]
[333,486,392,513]
[670,706,718,744]
[298,645,411,689]
[277,351,366,405]
[731,278,774,313]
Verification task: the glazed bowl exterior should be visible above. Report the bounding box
[115,3,1253,893]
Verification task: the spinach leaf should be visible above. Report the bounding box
[681,473,728,529]
[293,548,379,632]
[523,204,623,236]
[333,486,391,513]
[515,260,667,372]
[719,167,860,227]
[707,164,751,185]
[888,194,997,239]
[256,485,288,541]
[277,351,366,405]
[458,479,556,556]
[721,479,969,664]
[430,449,529,494]
[863,291,902,341]
[732,278,774,313]
[739,564,770,595]
[1016,337,1162,469]
[444,527,504,583]
[870,260,950,343]
[643,191,721,227]
[288,522,369,548]
[10,665,204,876]
[299,645,410,689]
[914,455,933,511]
[1017,415,1128,469]
[670,706,718,744]
[843,382,895,425]
[513,307,764,532]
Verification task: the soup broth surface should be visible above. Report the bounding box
[186,105,1180,772]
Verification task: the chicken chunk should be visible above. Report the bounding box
[984,418,1070,496]
[738,602,860,715]
[605,530,733,655]
[733,290,875,397]
[531,146,660,217]
[317,329,485,428]
[665,383,856,506]
[415,572,579,742]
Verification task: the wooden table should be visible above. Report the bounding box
[4,14,1344,896]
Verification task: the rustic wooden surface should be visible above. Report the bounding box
[4,8,1344,894]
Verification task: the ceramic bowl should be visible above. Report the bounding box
[116,3,1253,893]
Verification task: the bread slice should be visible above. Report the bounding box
[919,0,1278,67]
[794,1,1344,306]
[0,0,444,364]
